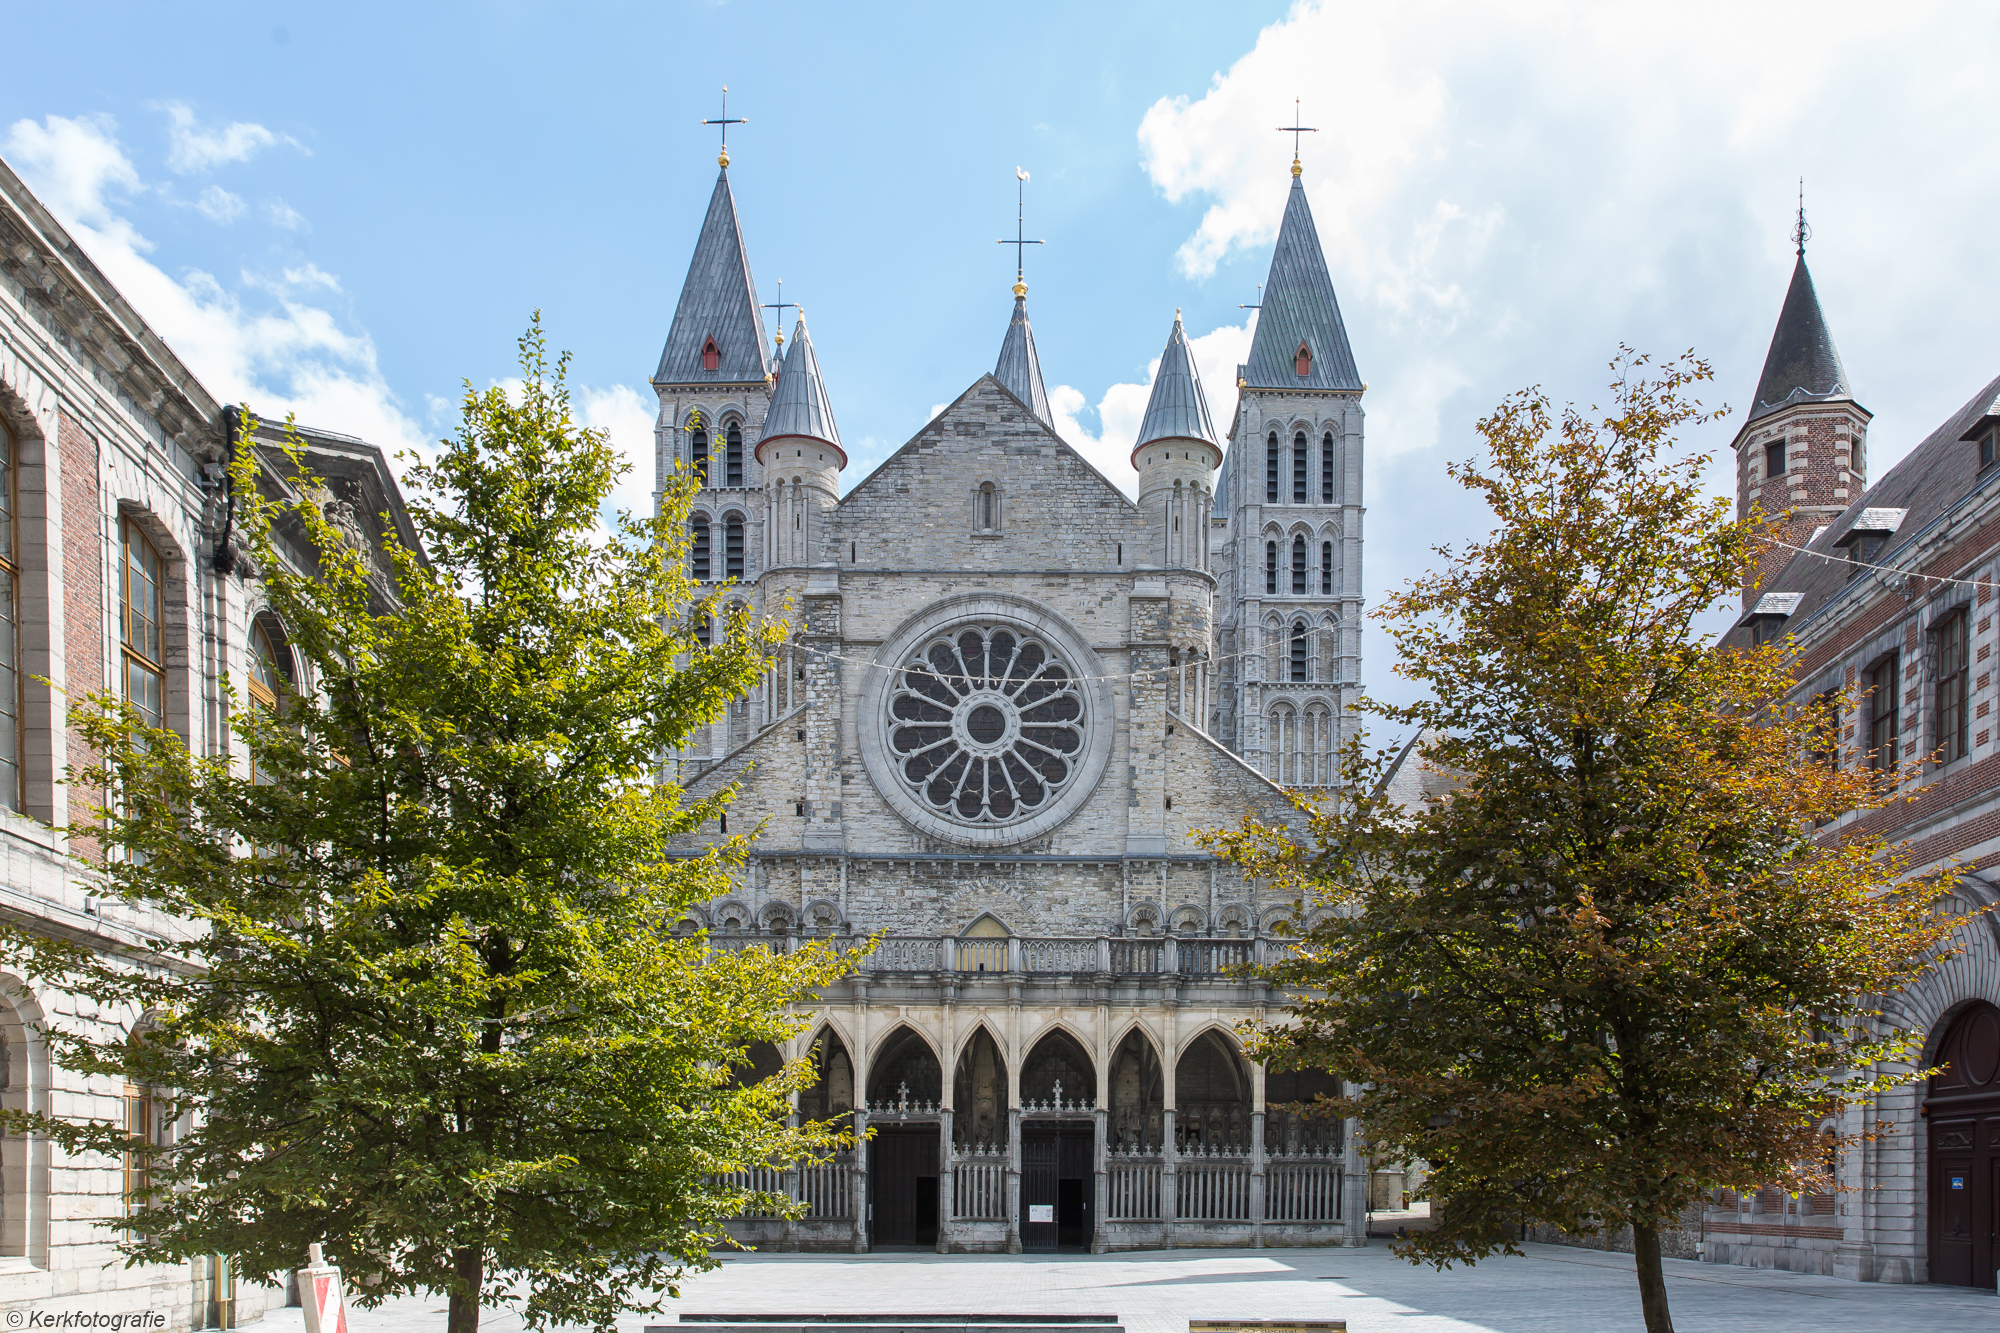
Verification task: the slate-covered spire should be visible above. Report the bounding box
[1241,175,1362,392]
[1134,312,1218,452]
[994,289,1053,428]
[759,312,843,461]
[654,169,771,386]
[1748,255,1851,423]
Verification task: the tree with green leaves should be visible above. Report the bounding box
[1213,350,1966,1333]
[1,318,845,1333]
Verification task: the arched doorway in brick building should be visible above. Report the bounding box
[1927,1001,2000,1287]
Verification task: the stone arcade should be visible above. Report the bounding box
[657,142,1375,1252]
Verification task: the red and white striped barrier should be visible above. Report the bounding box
[297,1244,348,1333]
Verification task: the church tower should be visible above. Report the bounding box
[652,151,774,609]
[1213,160,1364,787]
[759,311,845,571]
[1733,213,1869,606]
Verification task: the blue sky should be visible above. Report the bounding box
[6,1,1999,709]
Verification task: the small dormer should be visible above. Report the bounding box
[1739,592,1803,647]
[1834,508,1907,580]
[1294,341,1313,377]
[1961,398,2000,473]
[701,336,721,372]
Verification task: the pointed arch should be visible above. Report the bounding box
[865,1023,942,1107]
[1175,1027,1253,1150]
[951,1024,1009,1148]
[1020,1023,1095,1108]
[1107,1025,1165,1151]
[798,1023,856,1123]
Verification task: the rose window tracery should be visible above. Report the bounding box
[888,625,1086,826]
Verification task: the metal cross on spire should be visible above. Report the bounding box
[1278,99,1318,178]
[764,279,795,351]
[996,167,1044,297]
[702,86,746,169]
[1239,282,1263,311]
[1792,177,1811,258]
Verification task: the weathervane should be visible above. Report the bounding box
[996,167,1044,297]
[764,279,795,353]
[1278,99,1318,178]
[702,86,746,169]
[1792,178,1811,258]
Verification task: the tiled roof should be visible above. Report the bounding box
[760,313,842,459]
[994,294,1053,427]
[1134,313,1218,452]
[1746,256,1850,424]
[1242,177,1361,392]
[654,170,770,386]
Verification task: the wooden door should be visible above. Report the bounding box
[868,1126,938,1249]
[1927,1003,2000,1286]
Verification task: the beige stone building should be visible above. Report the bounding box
[659,148,1368,1252]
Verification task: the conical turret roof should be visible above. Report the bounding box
[759,313,843,464]
[654,169,770,386]
[994,294,1053,427]
[1748,255,1851,423]
[1132,313,1218,461]
[1242,176,1362,392]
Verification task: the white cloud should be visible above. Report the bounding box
[162,101,299,174]
[578,383,658,531]
[281,262,340,292]
[266,199,308,231]
[194,184,244,224]
[3,114,427,462]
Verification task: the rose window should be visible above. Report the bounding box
[888,625,1086,825]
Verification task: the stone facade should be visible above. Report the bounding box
[0,157,414,1325]
[658,164,1369,1251]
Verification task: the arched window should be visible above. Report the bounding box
[725,423,743,487]
[724,514,744,581]
[1294,341,1312,377]
[701,337,721,372]
[690,515,711,581]
[1265,541,1278,595]
[246,620,286,786]
[1269,705,1294,782]
[1292,432,1308,504]
[1305,703,1332,784]
[0,420,20,811]
[1265,432,1280,503]
[1321,430,1335,503]
[119,519,165,730]
[1321,540,1334,595]
[1290,621,1308,682]
[1291,536,1307,595]
[978,481,998,531]
[689,427,709,487]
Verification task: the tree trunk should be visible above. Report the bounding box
[1631,1222,1674,1333]
[447,1244,484,1333]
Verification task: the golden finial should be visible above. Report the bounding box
[719,147,730,168]
[1291,156,1302,179]
[1013,279,1028,298]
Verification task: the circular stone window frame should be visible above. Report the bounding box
[860,594,1115,848]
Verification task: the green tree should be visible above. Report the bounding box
[3,319,846,1333]
[1214,351,1965,1333]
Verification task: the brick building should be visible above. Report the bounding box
[0,158,413,1326]
[661,146,1371,1252]
[1710,231,2000,1286]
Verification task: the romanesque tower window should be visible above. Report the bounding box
[1937,609,1969,764]
[1265,432,1280,503]
[1321,540,1334,595]
[1764,440,1786,483]
[725,424,744,487]
[1322,430,1335,503]
[1291,536,1307,594]
[1265,541,1278,594]
[978,481,999,531]
[1867,653,1899,772]
[701,337,721,372]
[690,426,709,487]
[690,514,711,581]
[1290,621,1308,682]
[725,514,745,582]
[1292,432,1308,504]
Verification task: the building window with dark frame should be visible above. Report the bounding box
[1290,621,1308,682]
[725,423,744,487]
[1937,609,1970,765]
[690,515,711,581]
[1321,431,1335,504]
[1290,536,1307,594]
[1265,433,1279,503]
[0,421,20,810]
[725,514,745,582]
[1265,540,1278,594]
[1292,432,1308,504]
[1867,652,1899,772]
[1764,440,1786,484]
[120,518,166,731]
[690,427,709,487]
[246,620,287,785]
[1320,540,1333,596]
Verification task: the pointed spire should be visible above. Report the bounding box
[994,294,1053,427]
[759,312,844,465]
[1748,254,1851,423]
[653,170,770,386]
[1242,176,1361,392]
[1133,312,1218,459]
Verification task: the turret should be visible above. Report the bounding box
[1131,312,1220,572]
[757,312,845,569]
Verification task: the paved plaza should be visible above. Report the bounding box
[258,1242,1999,1333]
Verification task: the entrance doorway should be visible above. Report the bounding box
[1927,1002,2000,1287]
[1021,1120,1093,1251]
[867,1124,939,1249]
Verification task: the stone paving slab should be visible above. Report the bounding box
[254,1242,1998,1333]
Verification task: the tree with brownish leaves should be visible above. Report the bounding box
[1212,350,1966,1333]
